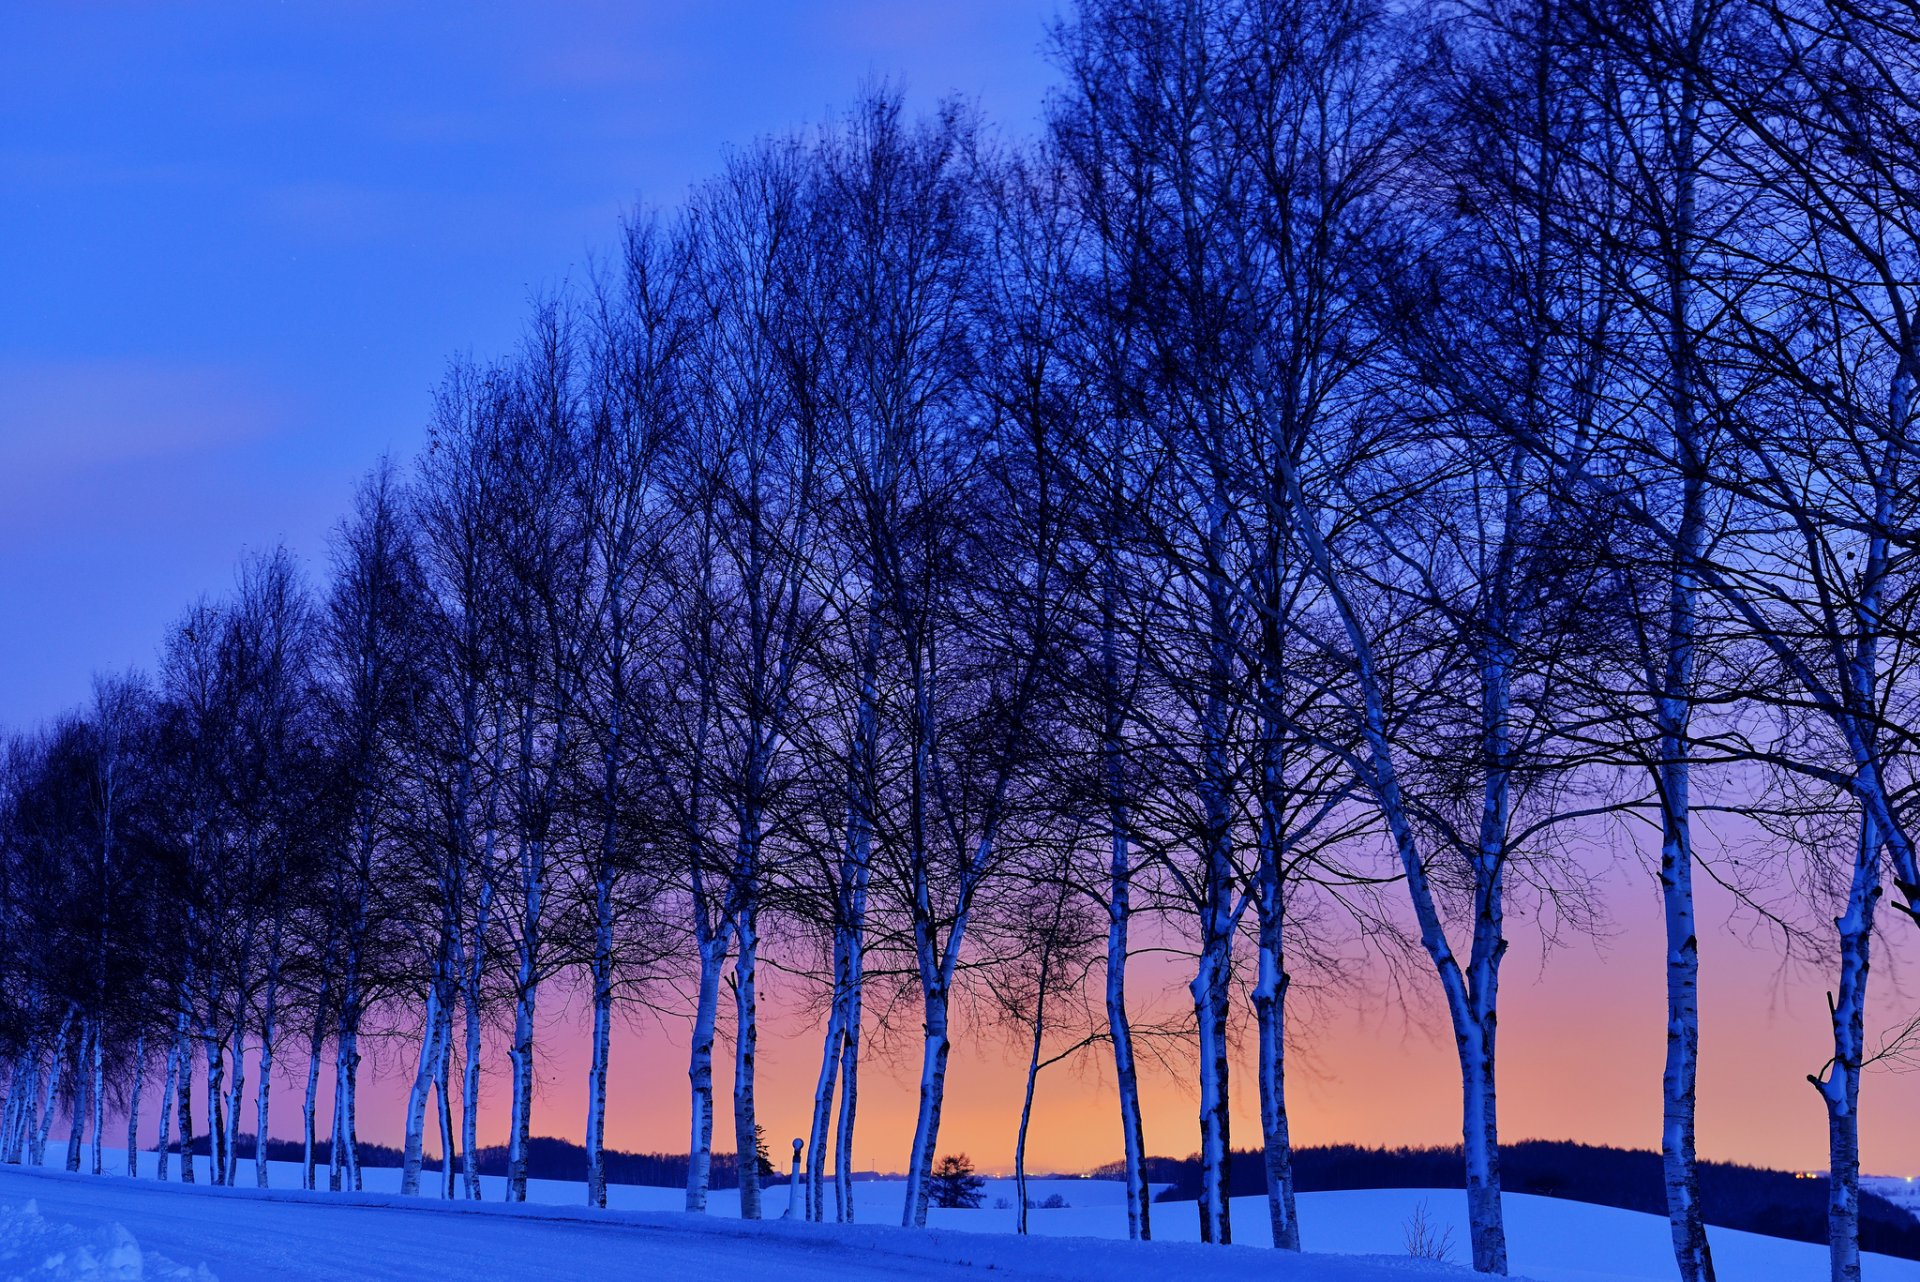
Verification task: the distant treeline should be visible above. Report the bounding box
[160,1134,787,1191]
[1088,1142,1920,1260]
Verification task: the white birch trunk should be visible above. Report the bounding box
[254,940,282,1189]
[0,1050,27,1165]
[1816,809,1879,1282]
[88,1021,105,1176]
[301,1020,323,1191]
[1189,946,1232,1245]
[400,978,445,1196]
[33,1007,74,1167]
[732,903,762,1220]
[435,1000,456,1199]
[173,1033,195,1185]
[461,875,493,1200]
[585,897,614,1209]
[155,1039,177,1181]
[126,1034,148,1179]
[154,1044,177,1182]
[222,1022,247,1187]
[832,609,880,1224]
[1656,59,1714,1282]
[1104,773,1149,1242]
[834,930,865,1223]
[685,932,726,1212]
[1254,922,1299,1250]
[328,1051,345,1191]
[900,992,951,1229]
[1014,972,1047,1236]
[505,943,540,1202]
[1278,449,1511,1273]
[202,1009,226,1186]
[804,938,849,1222]
[65,1020,90,1172]
[1195,485,1236,1247]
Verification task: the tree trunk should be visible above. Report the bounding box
[805,935,849,1222]
[506,969,538,1203]
[203,1012,227,1186]
[686,933,726,1212]
[436,1005,457,1199]
[900,991,952,1229]
[222,1022,247,1187]
[1660,765,1713,1282]
[64,1020,89,1172]
[1459,1010,1506,1275]
[1105,815,1150,1242]
[401,977,445,1196]
[1656,45,1714,1282]
[1014,981,1046,1236]
[174,1034,195,1185]
[301,1008,324,1191]
[733,904,762,1220]
[1101,563,1150,1241]
[126,1034,148,1179]
[255,954,282,1188]
[329,1051,346,1192]
[585,890,615,1209]
[34,1006,74,1166]
[1,1048,30,1165]
[461,876,493,1200]
[1816,810,1880,1282]
[835,936,865,1223]
[1254,926,1299,1250]
[1190,947,1232,1245]
[89,1020,105,1175]
[1196,524,1235,1248]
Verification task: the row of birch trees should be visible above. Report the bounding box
[3,0,1919,1279]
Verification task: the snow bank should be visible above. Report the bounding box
[17,1152,1920,1281]
[0,1198,213,1282]
[0,1165,1495,1282]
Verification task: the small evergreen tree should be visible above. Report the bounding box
[929,1153,986,1209]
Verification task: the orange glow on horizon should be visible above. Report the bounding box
[286,845,1920,1185]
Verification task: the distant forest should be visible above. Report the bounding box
[167,1134,1920,1260]
[164,1133,776,1192]
[1094,1141,1920,1261]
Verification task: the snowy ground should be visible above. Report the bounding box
[4,1154,1917,1281]
[1868,1176,1920,1220]
[0,1162,1485,1282]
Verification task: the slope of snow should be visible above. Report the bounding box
[0,1197,212,1281]
[14,1154,1919,1281]
[0,1165,1495,1282]
[1868,1176,1920,1222]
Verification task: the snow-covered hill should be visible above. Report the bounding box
[1868,1176,1920,1223]
[0,1163,1491,1282]
[7,1155,1918,1281]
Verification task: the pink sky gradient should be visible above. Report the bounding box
[161,843,1920,1182]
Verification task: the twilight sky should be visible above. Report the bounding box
[4,2,1917,1179]
[0,0,1056,730]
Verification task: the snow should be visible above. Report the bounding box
[1868,1176,1920,1222]
[0,1164,1486,1282]
[5,1155,1918,1281]
[0,1197,211,1281]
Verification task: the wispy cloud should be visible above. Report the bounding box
[0,357,285,485]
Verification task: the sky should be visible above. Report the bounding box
[5,2,1918,1182]
[0,0,1058,730]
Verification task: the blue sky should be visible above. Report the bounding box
[0,1,1057,727]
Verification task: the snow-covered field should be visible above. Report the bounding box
[3,1154,1917,1281]
[1869,1176,1920,1219]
